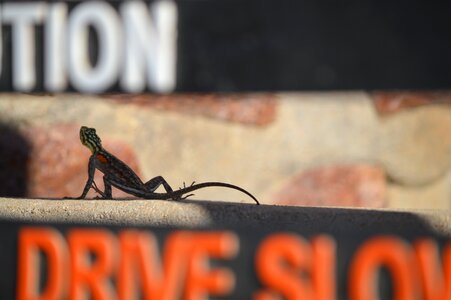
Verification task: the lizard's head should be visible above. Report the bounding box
[80,126,102,154]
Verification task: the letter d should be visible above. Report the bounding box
[16,227,68,300]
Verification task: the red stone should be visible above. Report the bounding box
[24,124,141,199]
[104,93,278,126]
[372,91,451,114]
[272,164,387,208]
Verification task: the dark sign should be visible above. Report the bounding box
[0,0,177,93]
[1,0,451,93]
[0,222,449,299]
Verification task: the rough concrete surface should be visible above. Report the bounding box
[0,198,449,237]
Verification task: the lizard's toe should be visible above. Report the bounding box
[182,193,195,200]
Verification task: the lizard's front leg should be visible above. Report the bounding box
[91,180,107,199]
[77,156,96,199]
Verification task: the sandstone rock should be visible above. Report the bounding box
[377,106,451,185]
[24,124,141,199]
[272,164,387,208]
[372,91,451,114]
[3,93,451,210]
[105,93,278,126]
[387,170,451,210]
[0,92,382,205]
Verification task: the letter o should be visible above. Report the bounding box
[348,236,418,300]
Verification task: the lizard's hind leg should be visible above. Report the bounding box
[144,176,174,193]
[178,182,196,200]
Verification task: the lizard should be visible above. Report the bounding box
[70,126,259,205]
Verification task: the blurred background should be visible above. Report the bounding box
[1,91,451,210]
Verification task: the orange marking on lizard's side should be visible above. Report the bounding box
[96,154,109,164]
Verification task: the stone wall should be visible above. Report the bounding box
[0,92,450,209]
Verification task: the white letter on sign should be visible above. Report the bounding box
[45,3,68,92]
[120,0,177,93]
[2,3,47,91]
[68,1,122,93]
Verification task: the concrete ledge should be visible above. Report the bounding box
[0,198,449,236]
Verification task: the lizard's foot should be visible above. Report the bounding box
[64,194,86,199]
[179,181,196,190]
[91,181,106,198]
[174,181,196,200]
[181,193,195,200]
[171,193,195,201]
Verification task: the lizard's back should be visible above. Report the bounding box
[94,149,144,189]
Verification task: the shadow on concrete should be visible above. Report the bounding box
[177,198,450,237]
[174,199,450,300]
[0,124,30,197]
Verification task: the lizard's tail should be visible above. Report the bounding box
[174,182,260,205]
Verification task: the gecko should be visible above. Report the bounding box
[71,126,259,205]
